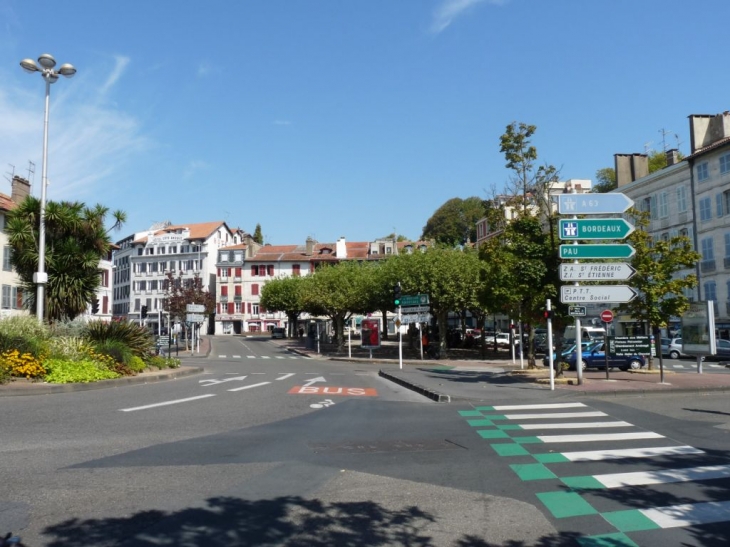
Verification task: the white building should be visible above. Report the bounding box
[0,177,30,318]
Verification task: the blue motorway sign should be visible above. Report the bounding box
[558,193,634,215]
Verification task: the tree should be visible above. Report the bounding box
[6,198,125,322]
[593,167,617,193]
[253,224,264,244]
[500,122,537,209]
[615,209,700,369]
[162,271,215,346]
[421,197,485,246]
[260,275,307,338]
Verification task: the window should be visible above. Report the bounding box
[221,286,228,296]
[252,284,259,296]
[251,265,258,276]
[267,265,274,276]
[252,304,259,315]
[718,193,725,218]
[658,192,668,218]
[641,197,651,214]
[721,153,730,174]
[234,251,243,262]
[726,233,730,258]
[704,281,717,302]
[228,302,234,314]
[723,189,730,217]
[158,247,166,255]
[700,197,712,222]
[234,267,242,278]
[220,252,228,263]
[292,264,301,277]
[701,238,715,260]
[234,285,241,296]
[2,285,11,309]
[3,246,12,271]
[697,162,709,182]
[169,245,177,254]
[677,186,688,213]
[650,195,658,220]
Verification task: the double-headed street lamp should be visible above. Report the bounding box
[19,53,76,322]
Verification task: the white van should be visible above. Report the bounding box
[564,326,606,342]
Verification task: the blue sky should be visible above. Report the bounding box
[1,0,729,245]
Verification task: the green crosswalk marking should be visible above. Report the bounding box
[477,429,510,439]
[510,463,557,481]
[467,419,493,427]
[534,453,569,463]
[497,424,522,431]
[514,436,542,444]
[577,532,640,547]
[484,414,507,420]
[491,443,530,456]
[602,510,661,532]
[458,410,483,417]
[474,406,495,411]
[537,491,598,518]
[561,476,605,490]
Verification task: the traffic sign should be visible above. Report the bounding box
[401,305,431,314]
[400,294,430,307]
[401,314,431,325]
[186,313,205,323]
[559,263,636,281]
[600,310,614,323]
[560,285,638,304]
[186,304,205,313]
[608,335,651,356]
[560,244,636,259]
[568,306,587,317]
[559,218,635,241]
[558,193,634,215]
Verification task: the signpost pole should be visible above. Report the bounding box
[398,303,403,370]
[547,299,554,391]
[572,189,583,385]
[604,324,610,380]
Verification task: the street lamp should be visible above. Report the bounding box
[20,53,76,322]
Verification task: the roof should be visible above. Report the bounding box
[686,135,730,161]
[133,221,229,244]
[0,193,16,212]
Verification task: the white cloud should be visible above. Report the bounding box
[430,0,505,34]
[182,159,209,180]
[0,56,152,202]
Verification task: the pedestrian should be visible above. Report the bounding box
[298,327,304,338]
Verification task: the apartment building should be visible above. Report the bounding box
[113,221,239,333]
[0,177,29,317]
[611,111,730,339]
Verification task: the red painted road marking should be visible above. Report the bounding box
[288,386,378,396]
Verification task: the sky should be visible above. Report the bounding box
[1,0,729,246]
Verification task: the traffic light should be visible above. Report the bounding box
[91,298,99,315]
[393,283,402,307]
[141,305,148,319]
[543,310,553,320]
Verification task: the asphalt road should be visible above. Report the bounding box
[2,336,730,546]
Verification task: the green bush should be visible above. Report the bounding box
[147,355,181,369]
[0,315,50,358]
[0,361,10,385]
[83,320,154,360]
[128,355,147,373]
[93,339,133,366]
[43,358,121,384]
[46,336,88,360]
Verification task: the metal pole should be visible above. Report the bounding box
[35,78,51,322]
[604,323,610,380]
[547,299,554,391]
[572,187,583,385]
[398,304,403,369]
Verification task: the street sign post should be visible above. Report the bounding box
[400,294,430,307]
[559,244,636,259]
[568,306,587,317]
[559,218,635,241]
[560,285,638,304]
[558,193,634,215]
[559,263,636,281]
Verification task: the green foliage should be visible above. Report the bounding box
[93,339,134,366]
[421,197,486,246]
[0,315,50,358]
[162,271,215,323]
[253,223,264,244]
[147,355,181,369]
[82,320,155,359]
[46,336,89,360]
[129,355,147,373]
[6,197,125,321]
[0,361,10,384]
[593,167,617,193]
[43,358,121,383]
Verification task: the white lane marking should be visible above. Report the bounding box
[641,500,730,528]
[492,403,586,411]
[218,355,227,359]
[277,373,295,380]
[120,394,215,412]
[228,382,271,392]
[591,464,730,488]
[276,356,285,359]
[560,445,704,462]
[504,411,607,420]
[518,421,632,430]
[233,355,241,359]
[537,432,664,443]
[247,355,256,359]
[199,375,247,386]
[261,356,271,359]
[252,372,266,375]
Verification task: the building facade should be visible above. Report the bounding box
[0,177,30,318]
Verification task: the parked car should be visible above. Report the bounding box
[712,339,730,361]
[543,341,593,369]
[271,327,286,339]
[662,337,690,360]
[544,341,644,371]
[495,333,519,348]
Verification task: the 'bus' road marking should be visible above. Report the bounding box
[503,411,607,420]
[537,432,664,443]
[518,421,632,430]
[558,445,704,462]
[228,382,271,392]
[586,464,730,489]
[120,394,216,412]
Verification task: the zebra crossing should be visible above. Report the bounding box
[460,402,730,546]
[216,354,311,360]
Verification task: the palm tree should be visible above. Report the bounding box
[6,197,126,322]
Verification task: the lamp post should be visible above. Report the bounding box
[19,53,76,322]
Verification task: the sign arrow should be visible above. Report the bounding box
[560,244,635,259]
[302,376,327,387]
[559,218,635,241]
[560,285,638,304]
[558,193,634,215]
[560,263,636,281]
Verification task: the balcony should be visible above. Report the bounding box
[234,296,242,302]
[220,295,228,303]
[234,276,242,282]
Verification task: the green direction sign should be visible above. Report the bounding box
[608,335,651,356]
[560,244,635,259]
[400,293,430,307]
[559,218,634,241]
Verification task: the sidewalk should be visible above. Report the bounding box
[276,337,730,401]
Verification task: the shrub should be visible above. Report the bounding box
[0,315,51,358]
[0,349,46,379]
[43,358,120,384]
[0,362,11,385]
[128,355,147,373]
[147,355,181,369]
[92,340,133,366]
[46,336,88,361]
[83,320,154,359]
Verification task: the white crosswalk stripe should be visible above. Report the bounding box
[218,354,310,360]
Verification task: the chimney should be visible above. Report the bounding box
[336,236,347,258]
[688,112,730,153]
[11,176,31,204]
[305,236,315,256]
[614,153,649,187]
[665,148,680,166]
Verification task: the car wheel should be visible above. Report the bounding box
[669,350,680,360]
[627,359,642,370]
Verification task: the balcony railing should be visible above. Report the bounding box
[234,296,242,302]
[220,296,228,302]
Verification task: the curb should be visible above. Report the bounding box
[0,366,204,397]
[564,384,730,399]
[378,369,451,403]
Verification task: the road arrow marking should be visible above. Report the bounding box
[303,376,327,387]
[199,375,247,386]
